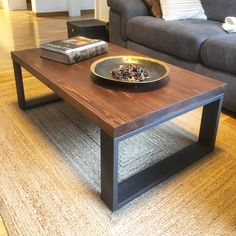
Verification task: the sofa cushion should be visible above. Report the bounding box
[201,35,236,75]
[201,0,236,23]
[142,0,162,18]
[126,16,225,62]
[160,0,206,21]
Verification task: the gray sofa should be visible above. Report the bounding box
[107,0,236,112]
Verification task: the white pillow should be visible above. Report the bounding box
[160,0,207,21]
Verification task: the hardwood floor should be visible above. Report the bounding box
[0,216,8,236]
[0,9,235,235]
[0,10,94,101]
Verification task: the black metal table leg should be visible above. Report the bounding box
[101,131,119,211]
[198,98,223,150]
[13,60,27,109]
[13,60,62,110]
[100,96,224,211]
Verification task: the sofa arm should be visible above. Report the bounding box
[107,0,148,19]
[107,0,149,41]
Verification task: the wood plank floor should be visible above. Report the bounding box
[0,9,94,235]
[0,9,235,235]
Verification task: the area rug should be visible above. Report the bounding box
[0,101,235,235]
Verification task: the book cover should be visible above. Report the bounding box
[40,36,108,64]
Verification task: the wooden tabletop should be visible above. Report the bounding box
[11,44,225,137]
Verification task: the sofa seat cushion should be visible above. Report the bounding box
[126,16,225,62]
[201,35,236,75]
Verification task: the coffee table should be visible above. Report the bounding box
[11,44,225,211]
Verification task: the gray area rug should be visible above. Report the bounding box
[28,102,196,186]
[1,101,235,235]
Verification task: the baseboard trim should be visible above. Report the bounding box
[32,9,94,17]
[34,11,69,17]
[81,9,94,16]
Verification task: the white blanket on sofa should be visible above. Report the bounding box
[222,17,236,33]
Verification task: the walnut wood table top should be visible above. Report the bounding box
[11,44,225,138]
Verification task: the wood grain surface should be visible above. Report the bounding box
[12,46,225,137]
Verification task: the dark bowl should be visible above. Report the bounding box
[90,56,169,85]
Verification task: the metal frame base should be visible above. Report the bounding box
[101,96,223,211]
[13,60,61,110]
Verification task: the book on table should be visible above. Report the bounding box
[40,36,108,64]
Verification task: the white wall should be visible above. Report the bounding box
[0,0,27,10]
[67,0,80,16]
[0,0,10,10]
[0,0,94,15]
[80,0,94,10]
[8,0,26,10]
[68,0,94,16]
[0,0,9,9]
[31,0,67,13]
[31,0,94,15]
[95,0,109,21]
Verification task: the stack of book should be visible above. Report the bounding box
[40,36,108,64]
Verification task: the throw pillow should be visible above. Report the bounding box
[160,0,207,21]
[143,0,162,18]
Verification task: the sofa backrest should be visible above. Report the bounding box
[201,0,236,22]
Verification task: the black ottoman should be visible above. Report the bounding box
[67,19,109,42]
